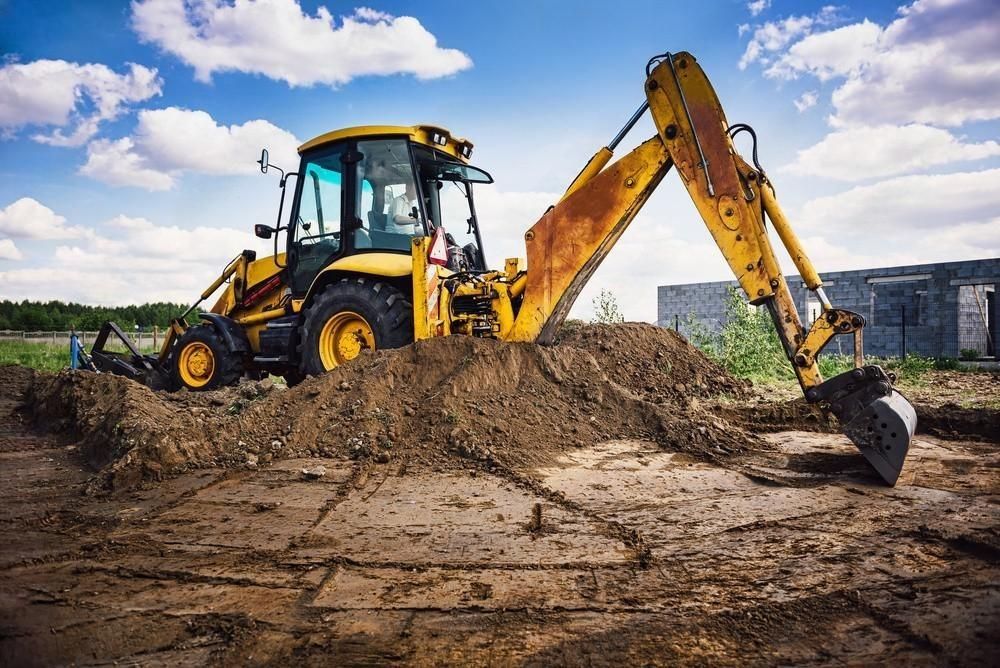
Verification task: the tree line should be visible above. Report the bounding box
[0,300,189,331]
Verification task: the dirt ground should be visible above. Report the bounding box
[1,326,998,666]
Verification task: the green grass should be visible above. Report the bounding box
[0,340,157,373]
[0,341,72,372]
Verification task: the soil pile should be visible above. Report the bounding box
[558,322,750,403]
[241,335,750,473]
[23,324,754,489]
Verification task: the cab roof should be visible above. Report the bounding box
[297,124,474,162]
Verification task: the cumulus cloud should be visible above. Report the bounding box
[799,168,1000,248]
[470,185,732,323]
[738,5,839,70]
[758,168,1000,279]
[80,107,300,190]
[0,198,87,240]
[747,0,770,17]
[80,138,177,191]
[766,19,882,81]
[793,91,818,112]
[0,213,270,305]
[746,0,1000,127]
[130,0,472,87]
[783,125,1000,180]
[0,59,161,147]
[0,240,22,261]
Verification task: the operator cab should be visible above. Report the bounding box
[274,126,493,296]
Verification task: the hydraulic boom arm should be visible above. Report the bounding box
[505,51,916,485]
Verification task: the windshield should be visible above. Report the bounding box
[414,148,488,270]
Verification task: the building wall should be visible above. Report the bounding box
[657,258,1000,358]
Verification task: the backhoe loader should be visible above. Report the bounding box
[84,51,916,485]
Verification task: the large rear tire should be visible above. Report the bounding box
[173,324,244,391]
[298,277,413,376]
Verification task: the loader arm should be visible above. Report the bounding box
[505,51,915,485]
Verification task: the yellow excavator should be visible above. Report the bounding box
[84,51,916,485]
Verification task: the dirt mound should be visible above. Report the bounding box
[557,322,749,403]
[27,371,275,489]
[24,325,755,490]
[0,364,36,396]
[241,336,750,473]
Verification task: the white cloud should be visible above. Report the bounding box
[793,91,818,112]
[739,6,839,70]
[80,107,300,190]
[747,0,771,17]
[354,7,391,22]
[130,0,472,87]
[471,187,556,267]
[80,138,177,191]
[0,240,22,261]
[746,0,1000,127]
[0,198,87,240]
[800,168,1000,245]
[0,213,270,305]
[766,20,881,81]
[784,125,1000,180]
[0,59,161,147]
[469,185,732,323]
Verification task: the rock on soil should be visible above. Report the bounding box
[21,324,754,490]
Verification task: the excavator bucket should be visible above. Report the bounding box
[841,391,917,486]
[812,366,917,486]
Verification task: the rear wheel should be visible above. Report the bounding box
[173,324,244,391]
[299,277,412,376]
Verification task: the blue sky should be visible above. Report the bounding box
[1,0,998,321]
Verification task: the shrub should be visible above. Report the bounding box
[591,289,624,324]
[679,289,942,384]
[933,357,962,371]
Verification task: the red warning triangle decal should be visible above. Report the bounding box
[428,227,449,266]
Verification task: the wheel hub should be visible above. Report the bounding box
[178,341,215,388]
[318,311,375,370]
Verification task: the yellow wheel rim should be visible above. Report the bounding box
[318,311,375,371]
[178,341,215,388]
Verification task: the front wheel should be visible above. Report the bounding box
[172,324,244,391]
[298,277,412,376]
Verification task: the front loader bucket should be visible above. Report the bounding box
[86,321,171,389]
[841,391,916,486]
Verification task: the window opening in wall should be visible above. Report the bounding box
[915,290,928,326]
[957,284,995,359]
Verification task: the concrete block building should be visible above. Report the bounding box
[657,258,999,359]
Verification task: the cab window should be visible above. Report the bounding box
[290,147,344,294]
[355,139,424,252]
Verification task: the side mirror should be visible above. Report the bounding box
[258,148,269,174]
[254,224,274,239]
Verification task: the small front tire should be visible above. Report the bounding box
[172,324,244,391]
